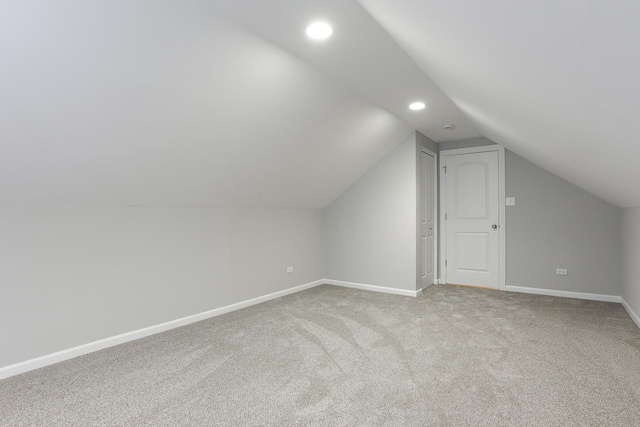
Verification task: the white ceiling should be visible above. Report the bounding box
[208,0,479,143]
[0,1,418,209]
[359,0,640,208]
[3,0,639,208]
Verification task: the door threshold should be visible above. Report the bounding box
[446,283,499,291]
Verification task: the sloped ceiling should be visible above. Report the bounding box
[359,0,640,208]
[207,0,479,143]
[0,0,433,209]
[5,0,637,209]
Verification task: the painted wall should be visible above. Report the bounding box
[622,207,640,321]
[416,131,438,154]
[325,133,417,291]
[440,138,620,297]
[0,207,324,368]
[505,150,620,296]
[438,137,495,151]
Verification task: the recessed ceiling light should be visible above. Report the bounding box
[409,102,426,111]
[306,22,333,40]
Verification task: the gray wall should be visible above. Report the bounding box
[622,207,640,317]
[438,137,496,151]
[416,131,438,153]
[440,138,620,296]
[0,207,324,368]
[505,151,620,295]
[325,133,417,291]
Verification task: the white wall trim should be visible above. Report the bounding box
[324,279,421,297]
[506,285,621,303]
[622,298,640,329]
[0,279,324,380]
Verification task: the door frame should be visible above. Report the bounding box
[438,145,506,290]
[419,147,438,288]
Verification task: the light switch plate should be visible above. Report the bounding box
[506,197,516,206]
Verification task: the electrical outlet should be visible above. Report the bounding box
[506,197,516,206]
[287,266,294,273]
[555,268,568,276]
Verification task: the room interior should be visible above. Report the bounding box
[1,0,640,425]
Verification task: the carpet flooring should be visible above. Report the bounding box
[1,284,640,426]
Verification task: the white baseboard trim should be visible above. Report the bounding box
[0,279,324,381]
[621,298,640,330]
[505,286,621,303]
[324,279,421,297]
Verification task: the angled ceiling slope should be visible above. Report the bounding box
[208,0,479,143]
[360,0,640,208]
[0,0,414,209]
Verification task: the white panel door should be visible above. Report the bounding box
[445,151,499,288]
[421,151,435,288]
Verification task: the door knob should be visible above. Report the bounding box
[492,224,498,230]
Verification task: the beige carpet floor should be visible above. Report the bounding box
[1,284,640,426]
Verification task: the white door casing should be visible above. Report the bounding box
[440,146,505,290]
[420,150,436,288]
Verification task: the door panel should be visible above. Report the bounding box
[455,232,489,271]
[421,151,435,288]
[456,163,487,218]
[445,151,499,288]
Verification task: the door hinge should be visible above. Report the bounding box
[445,260,448,267]
[443,166,447,173]
[445,213,447,220]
